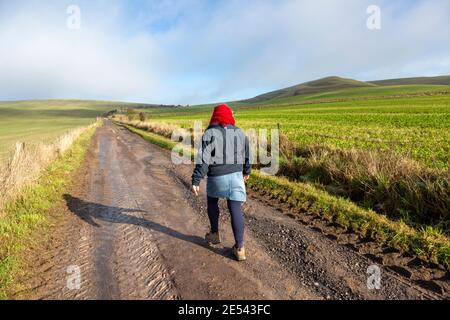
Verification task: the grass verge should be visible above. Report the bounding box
[0,125,98,299]
[247,172,449,268]
[118,123,177,150]
[277,135,450,233]
[116,122,193,158]
[117,120,450,269]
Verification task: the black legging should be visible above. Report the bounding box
[207,196,245,249]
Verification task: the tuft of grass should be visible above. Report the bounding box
[114,115,179,139]
[277,135,450,233]
[0,125,98,299]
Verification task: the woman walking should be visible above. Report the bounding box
[192,104,251,261]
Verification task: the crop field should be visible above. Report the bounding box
[0,100,140,160]
[141,86,450,170]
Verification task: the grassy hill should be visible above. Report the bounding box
[244,75,450,104]
[245,76,374,103]
[368,75,450,86]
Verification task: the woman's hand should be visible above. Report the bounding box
[192,185,200,196]
[244,175,250,182]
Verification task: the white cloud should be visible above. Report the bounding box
[0,0,449,104]
[0,1,167,102]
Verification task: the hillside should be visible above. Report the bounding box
[245,75,450,103]
[245,76,374,103]
[368,75,450,86]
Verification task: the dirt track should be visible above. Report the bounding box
[19,121,448,300]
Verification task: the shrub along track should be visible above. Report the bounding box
[17,121,448,299]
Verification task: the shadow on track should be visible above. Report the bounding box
[63,194,234,260]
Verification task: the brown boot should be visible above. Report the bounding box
[205,232,221,245]
[232,246,246,261]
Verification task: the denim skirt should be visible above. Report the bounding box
[207,172,247,202]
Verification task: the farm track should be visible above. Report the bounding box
[18,121,448,300]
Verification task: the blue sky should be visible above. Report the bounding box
[1,0,450,104]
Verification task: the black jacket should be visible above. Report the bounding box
[192,124,251,186]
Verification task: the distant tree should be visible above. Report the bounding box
[102,109,117,118]
[139,112,146,122]
[126,108,136,121]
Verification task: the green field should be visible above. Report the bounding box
[140,85,450,169]
[0,100,140,160]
